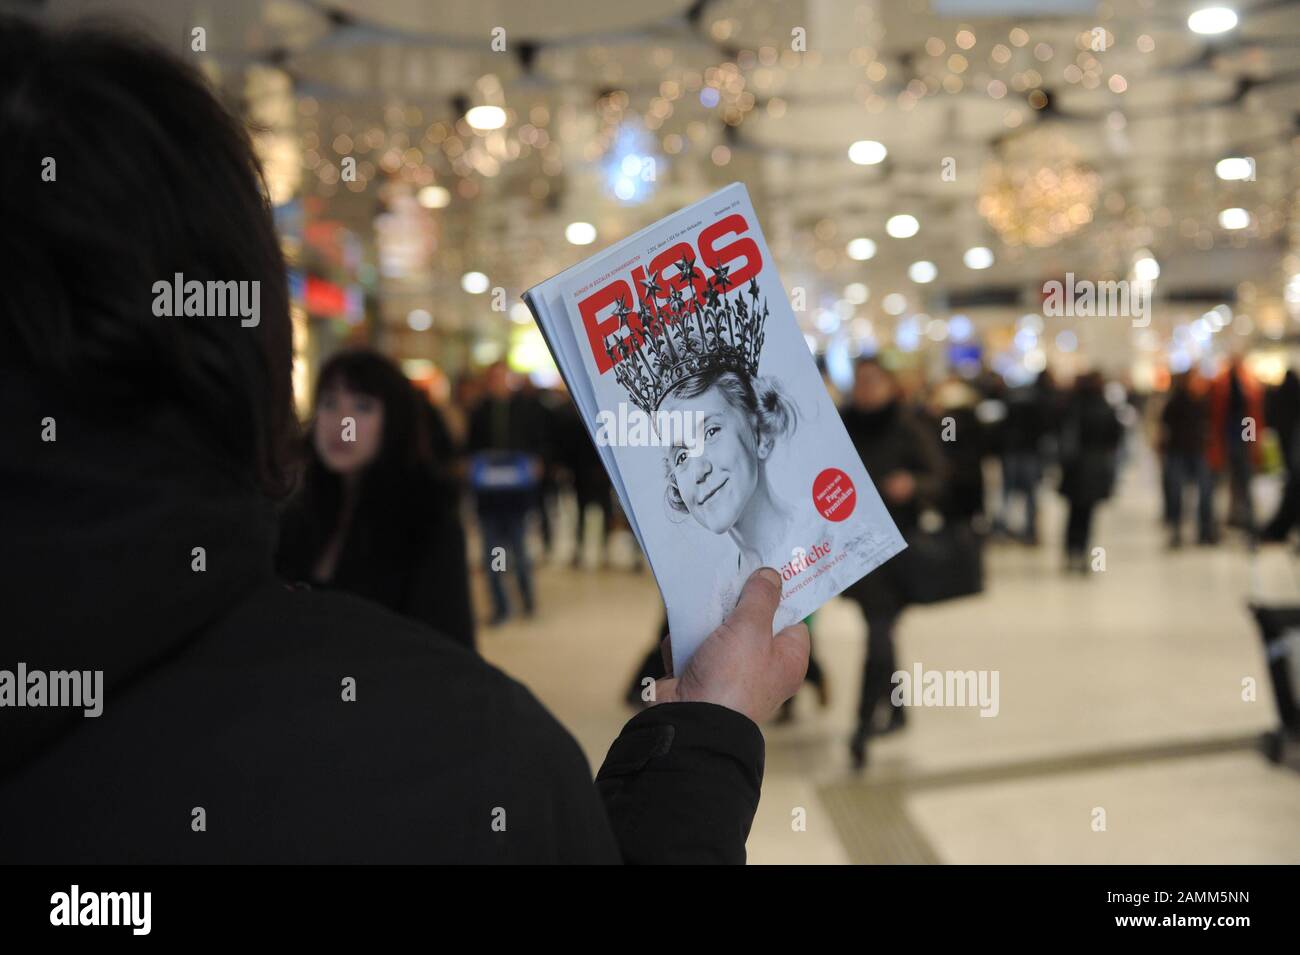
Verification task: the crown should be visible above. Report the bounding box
[603,256,768,416]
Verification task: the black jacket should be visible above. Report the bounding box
[840,400,948,615]
[0,368,763,863]
[1161,387,1208,458]
[466,394,547,516]
[275,471,476,650]
[1059,390,1123,506]
[841,401,947,533]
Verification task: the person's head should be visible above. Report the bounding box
[852,357,898,411]
[310,349,426,481]
[1076,370,1104,395]
[659,368,795,534]
[484,361,512,400]
[0,17,295,496]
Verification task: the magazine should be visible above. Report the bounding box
[524,182,906,672]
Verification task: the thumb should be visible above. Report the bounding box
[723,567,783,640]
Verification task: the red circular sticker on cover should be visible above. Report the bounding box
[813,468,856,522]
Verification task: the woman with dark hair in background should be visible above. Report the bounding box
[276,349,476,649]
[1058,371,1124,572]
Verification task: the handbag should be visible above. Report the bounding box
[895,518,984,606]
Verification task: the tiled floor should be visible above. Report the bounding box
[475,454,1300,863]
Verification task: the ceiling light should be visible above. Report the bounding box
[417,185,450,209]
[461,271,489,294]
[1215,157,1253,181]
[1187,7,1238,35]
[465,105,506,131]
[886,214,919,238]
[963,246,994,270]
[846,237,877,260]
[1134,255,1160,282]
[848,140,888,165]
[1218,207,1250,230]
[407,309,432,332]
[909,261,937,283]
[883,293,907,315]
[565,222,597,245]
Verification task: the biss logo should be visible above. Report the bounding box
[577,212,764,375]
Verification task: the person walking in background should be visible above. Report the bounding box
[554,390,615,567]
[443,372,484,451]
[1160,371,1214,548]
[277,349,476,649]
[517,375,558,555]
[927,376,989,529]
[1262,368,1300,543]
[1207,354,1265,539]
[1058,372,1123,573]
[841,358,947,769]
[995,377,1048,545]
[467,361,543,624]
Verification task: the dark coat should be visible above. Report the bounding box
[275,471,477,651]
[466,394,547,516]
[931,405,987,522]
[1161,387,1208,458]
[841,401,947,533]
[1058,390,1123,506]
[840,400,948,615]
[0,368,764,863]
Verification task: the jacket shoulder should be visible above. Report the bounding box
[1,581,616,863]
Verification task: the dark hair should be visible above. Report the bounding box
[284,349,435,563]
[312,348,432,480]
[662,367,796,516]
[1076,371,1105,393]
[0,16,296,496]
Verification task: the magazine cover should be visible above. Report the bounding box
[533,183,905,671]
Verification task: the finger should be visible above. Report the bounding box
[723,567,783,640]
[772,622,811,687]
[650,676,678,705]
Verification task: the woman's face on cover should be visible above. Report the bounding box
[662,384,760,534]
[314,383,384,476]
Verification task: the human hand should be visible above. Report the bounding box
[654,568,810,724]
[882,470,916,504]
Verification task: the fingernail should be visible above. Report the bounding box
[757,567,781,589]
